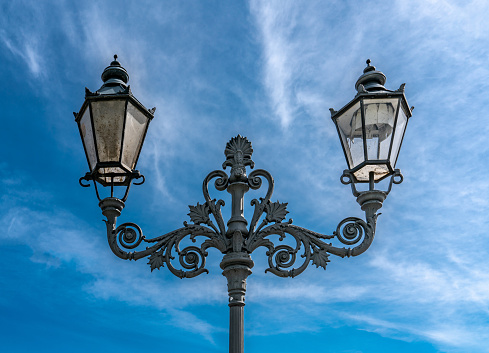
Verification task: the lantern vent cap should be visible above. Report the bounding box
[355,59,388,93]
[97,55,129,94]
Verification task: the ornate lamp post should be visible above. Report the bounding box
[74,57,412,353]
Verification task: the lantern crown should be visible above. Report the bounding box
[98,54,130,95]
[355,59,388,93]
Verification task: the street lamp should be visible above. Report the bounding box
[74,57,412,353]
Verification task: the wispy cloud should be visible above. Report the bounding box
[166,308,224,344]
[0,30,43,77]
[249,1,295,127]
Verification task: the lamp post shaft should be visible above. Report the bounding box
[226,182,249,236]
[221,252,254,353]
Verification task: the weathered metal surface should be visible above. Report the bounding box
[95,134,401,353]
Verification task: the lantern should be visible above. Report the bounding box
[331,60,412,183]
[74,55,155,189]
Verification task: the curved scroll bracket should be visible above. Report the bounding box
[341,169,404,197]
[201,170,228,237]
[79,172,104,202]
[247,169,276,237]
[103,208,224,278]
[245,211,378,278]
[79,172,92,187]
[385,169,403,195]
[341,170,361,197]
[79,170,146,202]
[120,171,146,202]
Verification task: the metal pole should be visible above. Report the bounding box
[221,252,254,353]
[221,171,254,353]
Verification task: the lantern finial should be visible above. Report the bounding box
[110,54,121,67]
[364,59,375,73]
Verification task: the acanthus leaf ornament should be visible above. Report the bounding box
[223,135,254,182]
[311,245,330,269]
[188,202,211,225]
[265,201,289,223]
[148,250,165,271]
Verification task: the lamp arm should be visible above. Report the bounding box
[244,212,377,278]
[100,197,228,279]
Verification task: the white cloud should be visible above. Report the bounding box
[0,32,43,77]
[249,1,295,127]
[0,179,227,341]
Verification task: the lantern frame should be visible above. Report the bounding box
[330,60,412,184]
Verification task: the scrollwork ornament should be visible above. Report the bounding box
[100,135,381,284]
[334,217,367,246]
[267,245,296,270]
[202,170,228,237]
[115,222,144,249]
[166,241,209,279]
[386,169,404,195]
[179,246,206,270]
[247,169,275,237]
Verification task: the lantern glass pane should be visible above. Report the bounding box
[79,107,97,171]
[362,98,399,161]
[353,164,390,182]
[122,101,149,170]
[390,104,408,167]
[335,101,363,170]
[91,99,126,163]
[99,167,127,185]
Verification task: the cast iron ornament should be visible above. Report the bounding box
[98,135,399,279]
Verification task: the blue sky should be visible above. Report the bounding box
[1,1,489,352]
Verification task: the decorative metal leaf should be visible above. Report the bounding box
[201,238,227,253]
[224,135,253,161]
[250,238,275,252]
[148,251,164,272]
[188,203,210,225]
[265,201,289,223]
[311,247,330,269]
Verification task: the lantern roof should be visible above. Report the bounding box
[330,60,411,121]
[355,59,389,93]
[97,54,130,95]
